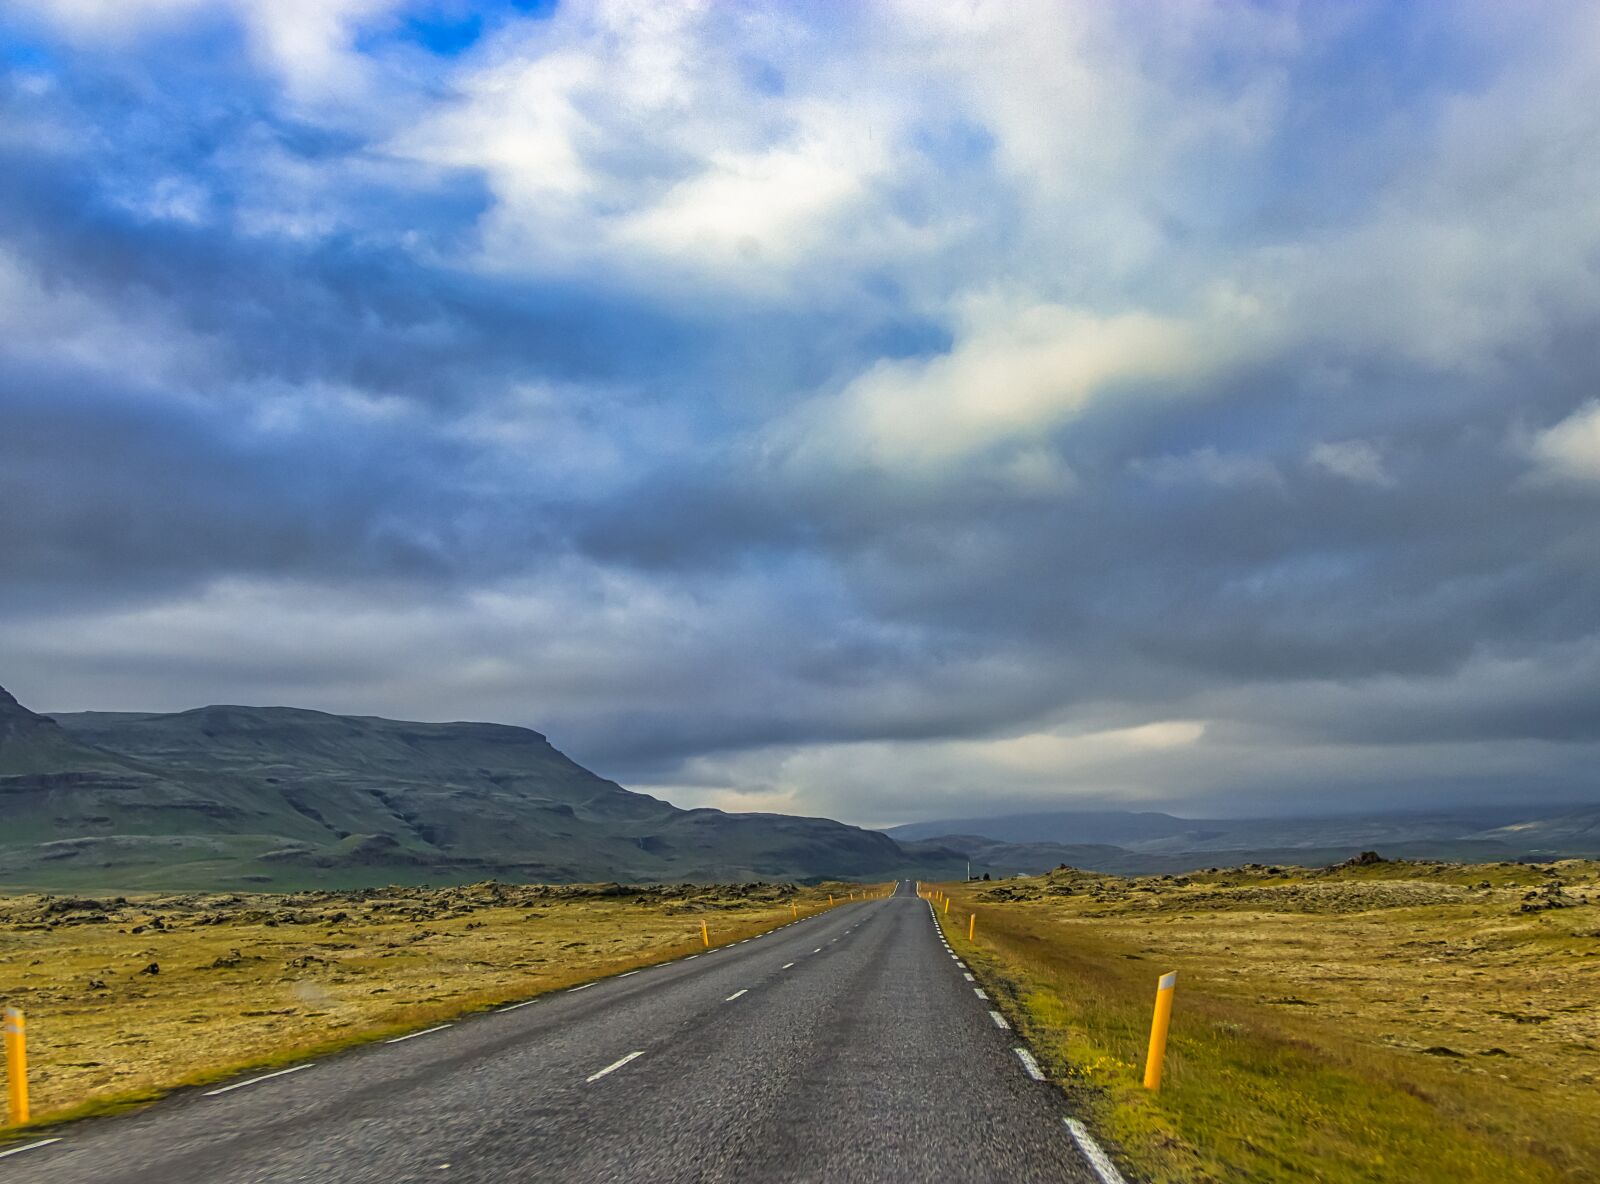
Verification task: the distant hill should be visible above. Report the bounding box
[885,810,1200,846]
[10,680,1594,890]
[886,803,1600,876]
[0,685,966,890]
[1476,805,1600,851]
[895,835,1182,877]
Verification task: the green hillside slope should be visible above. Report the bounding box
[1,685,962,888]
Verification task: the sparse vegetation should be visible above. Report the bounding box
[0,878,873,1133]
[935,858,1600,1184]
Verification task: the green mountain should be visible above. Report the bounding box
[0,685,964,890]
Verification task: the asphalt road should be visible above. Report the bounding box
[5,882,1118,1183]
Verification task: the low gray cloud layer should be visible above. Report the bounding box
[2,1,1597,825]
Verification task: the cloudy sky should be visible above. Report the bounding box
[2,1,1598,826]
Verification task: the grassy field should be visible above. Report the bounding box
[931,858,1600,1184]
[0,878,876,1132]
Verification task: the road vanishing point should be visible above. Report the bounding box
[5,883,1116,1183]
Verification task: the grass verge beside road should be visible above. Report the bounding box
[0,879,877,1134]
[933,860,1599,1184]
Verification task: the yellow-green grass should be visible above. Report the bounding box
[929,860,1600,1184]
[1,879,884,1136]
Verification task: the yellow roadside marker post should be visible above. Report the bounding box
[829,894,834,906]
[968,913,976,941]
[791,902,798,918]
[701,920,710,948]
[4,1007,27,1126]
[944,898,950,914]
[1142,972,1178,1090]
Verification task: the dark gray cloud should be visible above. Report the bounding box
[1,0,1598,825]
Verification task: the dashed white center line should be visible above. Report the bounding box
[495,999,536,1012]
[386,1024,451,1044]
[0,1139,62,1160]
[203,1063,313,1095]
[586,1051,645,1083]
[568,983,595,993]
[813,948,822,953]
[1014,1047,1046,1081]
[989,1010,1011,1030]
[725,989,749,1001]
[782,962,796,969]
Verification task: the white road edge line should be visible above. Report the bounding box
[496,999,536,1012]
[1064,1118,1130,1184]
[568,983,595,992]
[618,970,640,978]
[586,1050,645,1083]
[203,1063,314,1096]
[974,988,990,1000]
[989,1010,1011,1030]
[1014,1047,1046,1081]
[963,973,975,982]
[0,1139,63,1160]
[685,954,699,960]
[385,1025,451,1045]
[725,989,748,1001]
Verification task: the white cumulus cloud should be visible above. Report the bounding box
[1307,440,1394,488]
[1530,401,1600,484]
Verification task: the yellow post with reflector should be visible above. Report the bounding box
[943,897,950,914]
[1143,971,1178,1090]
[829,894,834,906]
[968,913,975,940]
[701,919,710,947]
[4,1007,27,1126]
[791,902,798,918]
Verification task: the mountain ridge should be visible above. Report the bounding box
[884,802,1600,876]
[3,684,965,889]
[9,682,1597,890]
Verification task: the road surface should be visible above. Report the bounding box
[3,883,1119,1183]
